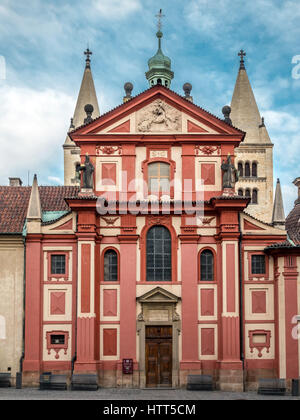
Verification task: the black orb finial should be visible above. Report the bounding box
[124,82,133,98]
[183,82,192,98]
[222,105,232,126]
[84,104,94,124]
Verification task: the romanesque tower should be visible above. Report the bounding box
[63,49,100,185]
[231,51,274,223]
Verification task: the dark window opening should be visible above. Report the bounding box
[200,250,214,281]
[238,189,244,197]
[251,255,266,274]
[252,189,258,204]
[157,78,162,85]
[104,250,118,281]
[146,226,171,282]
[252,162,257,177]
[51,255,66,275]
[238,163,243,177]
[245,162,250,177]
[50,335,65,345]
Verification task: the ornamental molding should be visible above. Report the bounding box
[249,329,271,358]
[195,145,221,156]
[101,216,119,226]
[96,146,122,156]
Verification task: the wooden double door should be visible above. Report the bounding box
[145,326,172,387]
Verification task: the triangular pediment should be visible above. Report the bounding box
[69,85,245,140]
[137,287,181,304]
[241,213,287,236]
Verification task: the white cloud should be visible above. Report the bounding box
[93,0,141,19]
[48,176,63,185]
[0,84,75,185]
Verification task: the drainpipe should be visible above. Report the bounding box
[238,213,245,392]
[71,214,78,378]
[18,235,26,387]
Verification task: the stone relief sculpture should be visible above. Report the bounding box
[137,99,181,132]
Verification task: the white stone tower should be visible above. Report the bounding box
[63,49,100,185]
[231,50,274,223]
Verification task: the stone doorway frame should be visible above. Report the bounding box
[136,287,181,388]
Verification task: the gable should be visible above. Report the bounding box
[241,213,287,236]
[137,286,181,303]
[95,99,219,135]
[69,85,244,140]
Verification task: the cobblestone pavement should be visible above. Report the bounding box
[0,387,299,400]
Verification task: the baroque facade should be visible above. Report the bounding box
[1,26,300,392]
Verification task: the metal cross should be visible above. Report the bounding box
[238,49,246,68]
[156,9,165,32]
[84,48,92,62]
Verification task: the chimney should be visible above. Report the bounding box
[9,177,23,187]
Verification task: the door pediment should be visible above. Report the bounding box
[137,286,181,304]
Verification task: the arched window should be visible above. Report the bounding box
[238,162,243,177]
[245,162,250,177]
[157,78,162,85]
[252,162,257,178]
[200,249,214,281]
[104,250,118,281]
[148,162,170,193]
[146,226,171,282]
[252,189,258,204]
[238,189,244,197]
[245,188,251,199]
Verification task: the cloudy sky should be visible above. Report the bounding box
[0,0,299,214]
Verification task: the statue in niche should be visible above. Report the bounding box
[76,154,94,189]
[221,154,239,189]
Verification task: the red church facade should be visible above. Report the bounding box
[20,85,300,391]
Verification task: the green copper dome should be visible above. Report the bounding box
[146,31,174,88]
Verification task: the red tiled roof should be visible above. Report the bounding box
[0,186,79,234]
[285,199,300,245]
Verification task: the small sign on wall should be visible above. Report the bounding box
[122,358,133,374]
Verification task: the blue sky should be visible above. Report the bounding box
[0,0,299,215]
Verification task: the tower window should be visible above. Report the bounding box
[252,162,257,177]
[238,189,244,197]
[157,78,162,85]
[238,162,243,177]
[252,189,258,204]
[245,188,251,198]
[146,226,171,282]
[245,162,250,177]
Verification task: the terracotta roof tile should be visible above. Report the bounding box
[0,186,79,234]
[285,199,300,245]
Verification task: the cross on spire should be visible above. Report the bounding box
[156,9,165,32]
[84,48,92,67]
[238,49,246,69]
